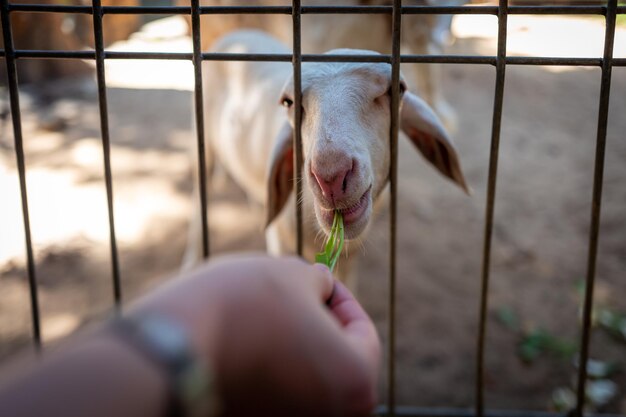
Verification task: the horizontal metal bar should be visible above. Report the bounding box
[304,53,390,63]
[301,5,519,16]
[402,6,497,15]
[6,4,288,15]
[405,55,603,67]
[107,51,192,60]
[8,4,290,15]
[12,50,96,59]
[6,4,619,16]
[104,6,190,15]
[197,54,604,66]
[200,5,290,15]
[9,4,91,13]
[403,5,608,15]
[3,50,192,60]
[374,406,625,417]
[8,51,386,63]
[3,50,612,68]
[508,5,606,15]
[202,52,291,62]
[505,56,602,66]
[301,5,391,14]
[402,55,495,65]
[614,58,626,66]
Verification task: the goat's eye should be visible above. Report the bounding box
[281,97,294,108]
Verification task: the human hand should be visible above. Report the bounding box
[132,254,380,417]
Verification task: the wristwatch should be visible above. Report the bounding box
[112,313,218,417]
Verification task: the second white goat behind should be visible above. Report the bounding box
[183,30,469,287]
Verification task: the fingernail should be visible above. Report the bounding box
[313,263,330,274]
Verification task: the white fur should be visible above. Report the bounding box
[183,30,469,287]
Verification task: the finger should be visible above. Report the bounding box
[308,262,334,302]
[327,281,380,366]
[281,257,334,303]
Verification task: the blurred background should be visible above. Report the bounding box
[0,0,625,413]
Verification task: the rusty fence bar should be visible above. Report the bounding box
[6,4,626,15]
[92,0,122,308]
[575,1,618,417]
[292,0,304,256]
[3,50,626,68]
[388,1,402,414]
[191,0,210,260]
[1,1,624,416]
[476,1,508,416]
[0,0,41,348]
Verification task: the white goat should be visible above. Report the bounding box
[183,30,469,286]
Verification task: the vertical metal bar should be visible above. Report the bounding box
[574,1,617,415]
[0,0,41,349]
[191,0,209,259]
[388,0,402,415]
[292,0,304,256]
[92,0,122,307]
[476,1,508,416]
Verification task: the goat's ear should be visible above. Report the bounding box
[266,122,294,227]
[400,91,470,194]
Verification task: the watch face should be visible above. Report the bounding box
[140,315,191,365]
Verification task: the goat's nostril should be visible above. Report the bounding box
[311,157,355,202]
[312,170,349,201]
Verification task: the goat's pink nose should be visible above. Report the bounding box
[311,158,354,201]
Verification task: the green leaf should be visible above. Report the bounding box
[315,252,329,265]
[329,216,344,272]
[518,328,578,363]
[496,307,519,331]
[315,211,344,272]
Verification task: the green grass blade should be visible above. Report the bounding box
[329,214,344,272]
[324,212,339,254]
[315,211,345,272]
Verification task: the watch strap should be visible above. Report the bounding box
[111,314,216,417]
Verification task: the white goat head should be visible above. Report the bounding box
[267,49,469,241]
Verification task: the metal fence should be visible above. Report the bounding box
[1,1,624,416]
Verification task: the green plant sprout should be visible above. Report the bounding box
[315,211,344,273]
[498,280,626,411]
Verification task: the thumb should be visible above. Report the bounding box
[308,262,334,303]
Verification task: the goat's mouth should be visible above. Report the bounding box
[316,186,372,239]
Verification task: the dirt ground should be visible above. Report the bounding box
[1,14,625,412]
